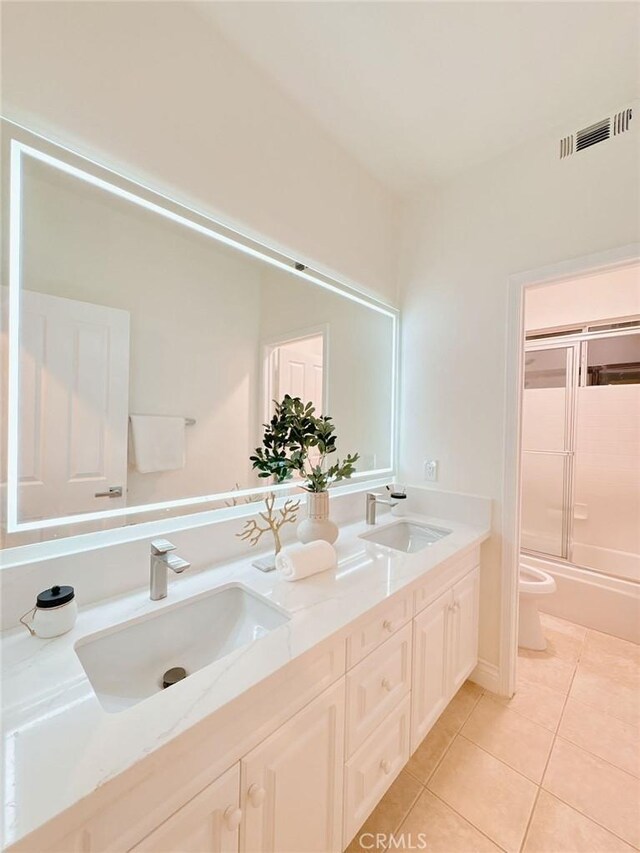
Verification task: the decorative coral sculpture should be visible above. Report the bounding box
[237,492,300,556]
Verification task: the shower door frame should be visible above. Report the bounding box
[521,338,580,563]
[522,323,640,565]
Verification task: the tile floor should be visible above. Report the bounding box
[346,614,640,852]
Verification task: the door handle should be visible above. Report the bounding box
[94,486,123,498]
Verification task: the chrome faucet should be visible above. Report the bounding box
[365,485,407,525]
[150,539,190,600]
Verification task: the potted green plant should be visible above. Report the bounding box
[250,396,359,543]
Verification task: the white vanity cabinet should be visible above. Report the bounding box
[13,546,483,853]
[411,588,451,749]
[449,568,480,694]
[411,562,480,752]
[130,764,241,853]
[240,680,345,853]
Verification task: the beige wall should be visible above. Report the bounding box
[398,115,640,667]
[525,264,640,331]
[1,1,399,305]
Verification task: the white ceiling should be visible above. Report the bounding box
[196,1,640,194]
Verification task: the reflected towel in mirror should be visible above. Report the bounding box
[129,415,186,473]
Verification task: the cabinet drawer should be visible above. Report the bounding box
[413,548,479,614]
[346,623,412,756]
[346,593,412,668]
[343,694,411,847]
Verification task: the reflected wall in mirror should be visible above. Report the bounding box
[2,124,397,540]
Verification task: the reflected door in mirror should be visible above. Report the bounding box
[18,290,130,521]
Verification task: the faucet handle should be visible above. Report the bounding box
[167,554,190,574]
[150,539,176,555]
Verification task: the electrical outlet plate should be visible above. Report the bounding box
[424,460,438,482]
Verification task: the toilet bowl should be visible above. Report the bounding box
[518,565,557,650]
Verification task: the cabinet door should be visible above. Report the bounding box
[410,589,452,753]
[240,680,345,853]
[450,567,480,694]
[131,763,240,853]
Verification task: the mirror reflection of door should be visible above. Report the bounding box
[17,290,130,521]
[268,333,325,416]
[265,332,326,471]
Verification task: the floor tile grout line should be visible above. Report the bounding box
[563,691,639,729]
[443,732,546,788]
[424,786,510,853]
[551,731,640,781]
[481,687,565,736]
[525,628,640,850]
[565,632,640,746]
[379,686,487,847]
[518,639,583,853]
[514,671,571,700]
[536,786,639,849]
[562,691,640,731]
[388,778,426,838]
[405,686,485,789]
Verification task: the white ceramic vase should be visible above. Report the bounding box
[297,491,338,545]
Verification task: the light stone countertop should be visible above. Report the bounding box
[1,511,490,847]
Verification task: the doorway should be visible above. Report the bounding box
[500,245,640,696]
[263,328,327,421]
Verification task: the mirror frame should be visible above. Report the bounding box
[2,119,399,536]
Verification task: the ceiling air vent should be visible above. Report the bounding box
[559,107,633,159]
[613,107,633,135]
[576,118,610,151]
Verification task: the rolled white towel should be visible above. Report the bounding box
[276,540,337,582]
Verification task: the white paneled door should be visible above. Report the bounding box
[274,337,324,411]
[18,290,130,521]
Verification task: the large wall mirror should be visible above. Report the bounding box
[1,121,397,545]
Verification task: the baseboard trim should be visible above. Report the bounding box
[471,658,502,695]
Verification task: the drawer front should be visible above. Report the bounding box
[346,623,412,756]
[413,547,480,614]
[346,593,412,668]
[343,694,411,847]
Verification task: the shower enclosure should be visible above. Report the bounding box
[521,321,640,582]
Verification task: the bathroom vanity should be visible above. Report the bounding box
[2,512,489,852]
[0,119,490,853]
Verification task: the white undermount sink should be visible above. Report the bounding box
[360,520,452,554]
[75,584,289,713]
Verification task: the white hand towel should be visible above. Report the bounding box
[129,415,186,474]
[276,540,337,582]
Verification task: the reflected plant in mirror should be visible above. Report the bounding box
[250,396,359,544]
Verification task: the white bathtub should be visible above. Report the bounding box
[520,553,640,644]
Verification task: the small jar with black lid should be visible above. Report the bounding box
[20,585,77,638]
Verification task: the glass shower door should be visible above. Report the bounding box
[521,343,578,559]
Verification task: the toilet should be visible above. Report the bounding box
[518,565,557,650]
